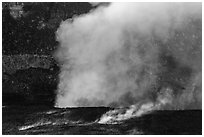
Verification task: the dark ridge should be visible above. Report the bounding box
[124,110,202,135]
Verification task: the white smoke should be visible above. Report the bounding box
[55,2,201,108]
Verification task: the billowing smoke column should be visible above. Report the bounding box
[55,2,201,112]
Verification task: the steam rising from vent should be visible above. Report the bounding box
[54,3,201,109]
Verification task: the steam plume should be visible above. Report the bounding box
[55,3,201,109]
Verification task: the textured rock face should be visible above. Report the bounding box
[2,2,93,105]
[2,54,59,106]
[3,54,55,74]
[2,2,93,55]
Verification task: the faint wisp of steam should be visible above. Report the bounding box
[54,3,201,109]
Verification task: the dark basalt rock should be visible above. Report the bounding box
[3,65,59,106]
[2,2,94,106]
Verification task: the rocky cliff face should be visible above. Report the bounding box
[2,2,92,55]
[2,54,59,106]
[2,2,93,106]
[3,54,55,74]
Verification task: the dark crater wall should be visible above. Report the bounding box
[2,2,93,106]
[2,55,59,106]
